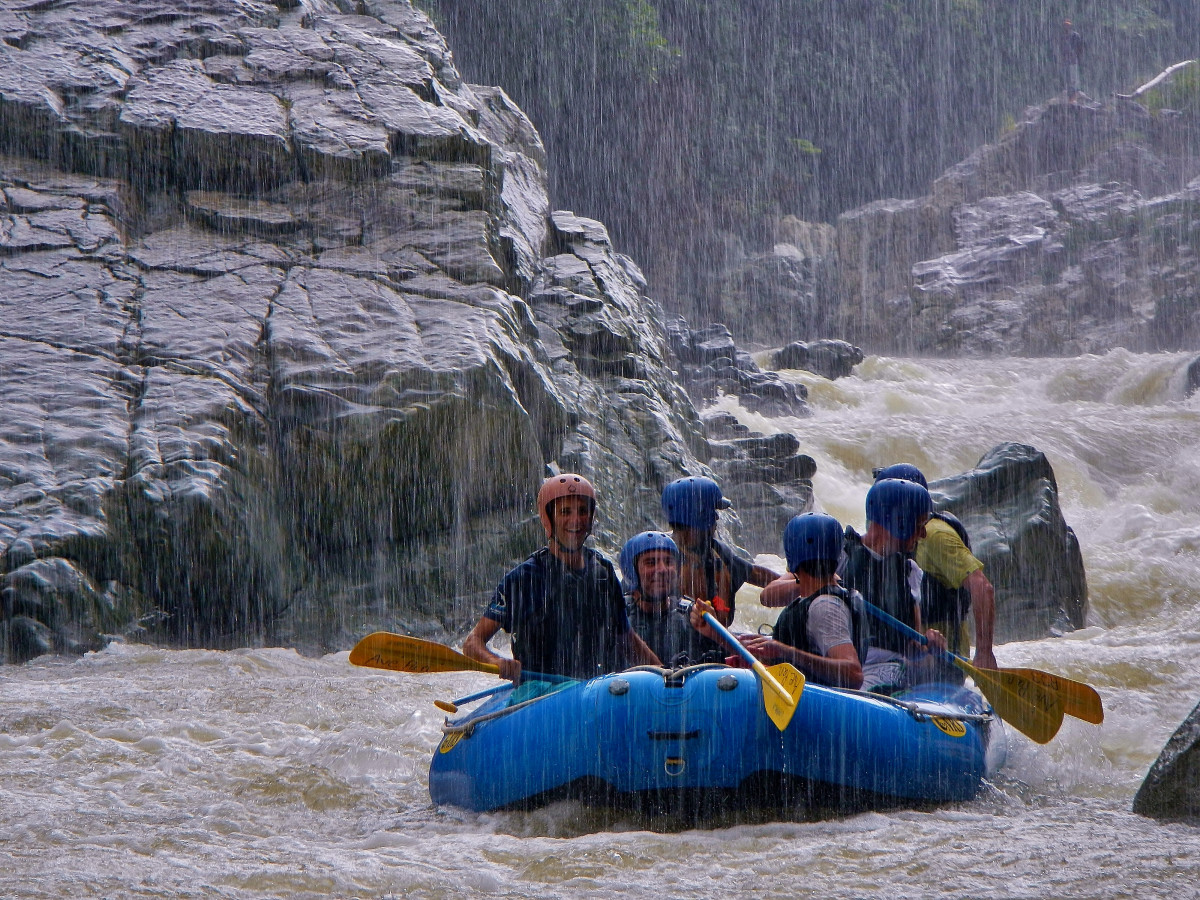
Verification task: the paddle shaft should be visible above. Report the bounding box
[860,600,1070,743]
[860,603,968,668]
[447,669,572,706]
[703,612,790,696]
[859,602,1100,720]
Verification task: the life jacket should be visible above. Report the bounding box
[678,541,737,620]
[919,511,974,628]
[841,527,917,655]
[624,594,724,666]
[774,583,870,671]
[507,548,627,679]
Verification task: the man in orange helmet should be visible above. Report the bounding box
[464,473,661,681]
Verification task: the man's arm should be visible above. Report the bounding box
[740,635,863,689]
[759,575,804,608]
[463,617,521,681]
[748,562,782,588]
[964,568,997,669]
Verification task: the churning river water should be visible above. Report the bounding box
[3,350,1199,899]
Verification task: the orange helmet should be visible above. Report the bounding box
[536,473,597,537]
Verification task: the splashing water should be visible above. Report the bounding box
[3,351,1199,899]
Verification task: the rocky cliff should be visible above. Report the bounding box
[0,0,1089,662]
[0,0,729,660]
[725,94,1200,355]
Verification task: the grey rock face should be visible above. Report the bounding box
[0,1,708,659]
[844,101,1200,356]
[1133,699,1200,824]
[664,319,810,418]
[736,100,1199,355]
[930,442,1088,642]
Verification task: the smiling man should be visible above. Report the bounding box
[619,531,721,667]
[463,473,661,681]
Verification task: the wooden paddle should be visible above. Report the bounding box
[349,631,501,675]
[861,603,1068,744]
[993,666,1104,724]
[348,631,574,701]
[859,602,1102,723]
[701,611,805,732]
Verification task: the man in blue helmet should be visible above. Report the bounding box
[873,463,997,671]
[620,531,723,666]
[721,513,867,689]
[661,475,780,627]
[839,477,947,691]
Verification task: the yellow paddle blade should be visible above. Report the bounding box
[958,659,1065,744]
[754,661,805,731]
[1001,667,1104,724]
[348,632,500,676]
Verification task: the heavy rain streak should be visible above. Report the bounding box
[3,1,1200,899]
[3,352,1199,898]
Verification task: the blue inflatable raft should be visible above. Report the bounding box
[429,664,1007,814]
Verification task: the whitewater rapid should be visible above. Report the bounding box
[2,350,1199,899]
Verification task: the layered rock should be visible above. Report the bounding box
[0,0,711,659]
[728,98,1200,356]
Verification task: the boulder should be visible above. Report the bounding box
[1132,699,1200,824]
[664,319,810,418]
[770,339,865,379]
[1187,355,1200,397]
[929,442,1088,642]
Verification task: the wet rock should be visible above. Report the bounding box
[700,411,752,440]
[833,100,1200,356]
[0,0,709,659]
[665,319,810,417]
[771,339,864,379]
[1132,699,1200,824]
[929,442,1088,642]
[1187,356,1200,397]
[704,433,817,553]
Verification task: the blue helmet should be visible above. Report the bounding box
[866,478,933,542]
[619,531,680,594]
[783,513,844,573]
[661,476,732,529]
[873,463,928,488]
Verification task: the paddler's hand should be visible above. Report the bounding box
[686,597,719,640]
[497,658,522,683]
[924,628,948,653]
[738,633,783,662]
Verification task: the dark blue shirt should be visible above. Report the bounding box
[625,595,724,667]
[484,547,631,679]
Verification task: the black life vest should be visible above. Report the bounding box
[919,511,974,628]
[774,583,870,673]
[507,548,627,679]
[841,527,917,655]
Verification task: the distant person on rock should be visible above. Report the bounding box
[839,477,949,692]
[463,473,661,682]
[714,513,867,689]
[620,530,723,666]
[661,475,780,628]
[873,464,998,671]
[1059,19,1084,103]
